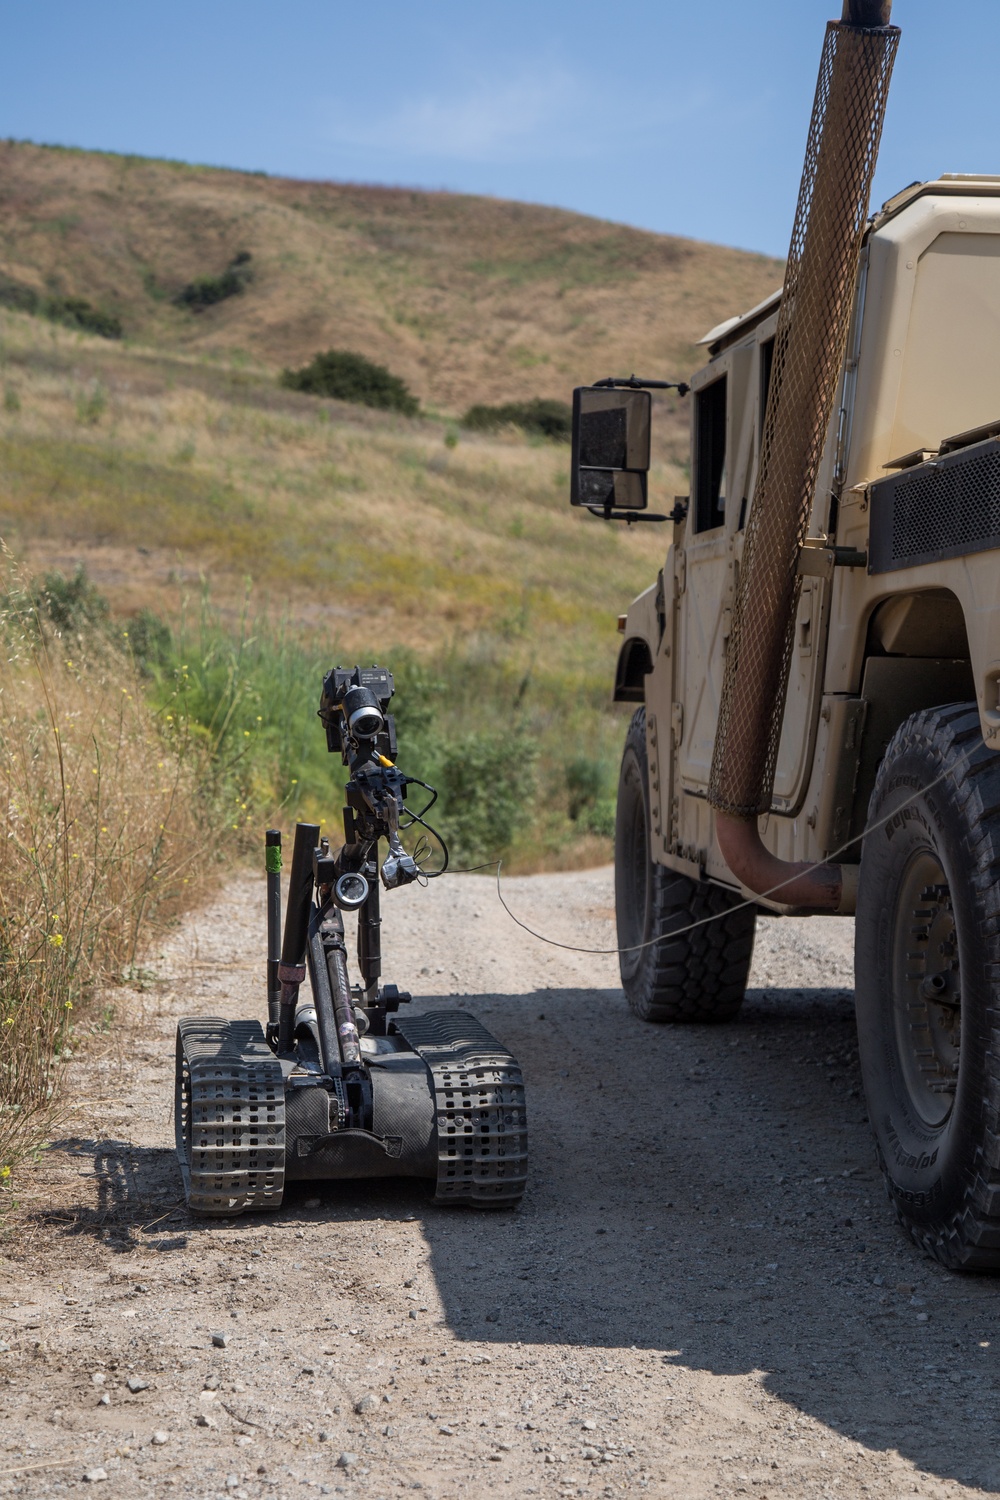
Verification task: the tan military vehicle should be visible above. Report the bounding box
[573,2,1000,1269]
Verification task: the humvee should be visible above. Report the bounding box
[574,2,1000,1269]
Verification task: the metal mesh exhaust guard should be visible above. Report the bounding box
[708,18,899,820]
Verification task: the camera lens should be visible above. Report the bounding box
[341,685,384,739]
[333,872,369,911]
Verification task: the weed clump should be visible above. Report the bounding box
[174,251,253,312]
[462,398,572,442]
[0,276,39,315]
[281,349,419,416]
[433,731,537,866]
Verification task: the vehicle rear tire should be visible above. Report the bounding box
[615,707,755,1023]
[855,701,1000,1270]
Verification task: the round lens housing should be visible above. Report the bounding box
[341,684,384,739]
[333,871,370,911]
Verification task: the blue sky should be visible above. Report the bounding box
[2,1,998,257]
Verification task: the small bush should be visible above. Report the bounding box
[281,349,419,416]
[75,381,107,426]
[565,753,616,838]
[125,608,173,675]
[434,730,537,866]
[0,276,39,315]
[565,755,604,821]
[0,276,122,338]
[174,251,253,312]
[462,397,572,442]
[30,565,111,637]
[46,297,123,339]
[581,797,616,838]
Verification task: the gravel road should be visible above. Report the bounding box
[3,866,1000,1499]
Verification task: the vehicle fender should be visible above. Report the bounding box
[613,580,660,703]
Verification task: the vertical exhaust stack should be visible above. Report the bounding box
[708,0,900,910]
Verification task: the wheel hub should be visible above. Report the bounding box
[893,855,960,1129]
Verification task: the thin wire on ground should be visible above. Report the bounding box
[470,738,985,958]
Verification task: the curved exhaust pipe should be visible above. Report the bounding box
[707,1,898,910]
[716,812,858,913]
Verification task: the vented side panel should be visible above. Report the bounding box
[869,438,1000,573]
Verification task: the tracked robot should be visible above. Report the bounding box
[174,666,528,1216]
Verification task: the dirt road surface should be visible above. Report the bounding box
[3,867,999,1500]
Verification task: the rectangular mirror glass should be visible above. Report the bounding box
[571,387,651,509]
[576,468,648,510]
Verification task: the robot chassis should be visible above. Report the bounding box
[174,666,528,1216]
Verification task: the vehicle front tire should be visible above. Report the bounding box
[615,707,755,1023]
[855,702,1000,1270]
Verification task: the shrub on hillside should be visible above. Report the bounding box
[174,251,253,312]
[461,397,572,442]
[126,608,173,674]
[30,565,111,637]
[46,296,123,339]
[0,276,39,315]
[281,349,419,416]
[0,276,122,338]
[565,752,616,838]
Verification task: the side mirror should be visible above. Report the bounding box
[571,387,651,512]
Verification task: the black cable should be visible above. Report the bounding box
[402,807,450,878]
[399,775,438,830]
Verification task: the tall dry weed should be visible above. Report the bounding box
[0,560,203,1182]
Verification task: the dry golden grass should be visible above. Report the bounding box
[0,308,675,675]
[0,141,783,422]
[0,564,207,1180]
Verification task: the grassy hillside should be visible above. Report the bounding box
[0,142,783,869]
[0,141,781,415]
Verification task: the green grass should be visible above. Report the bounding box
[0,289,662,868]
[134,591,623,870]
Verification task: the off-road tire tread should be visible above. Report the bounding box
[618,708,755,1024]
[863,702,1000,1270]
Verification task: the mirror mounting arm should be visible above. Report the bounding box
[586,506,669,525]
[592,374,690,396]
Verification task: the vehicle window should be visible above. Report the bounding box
[694,375,727,532]
[759,337,775,436]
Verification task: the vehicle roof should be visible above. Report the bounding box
[697,176,1000,359]
[697,288,782,353]
[874,173,1000,226]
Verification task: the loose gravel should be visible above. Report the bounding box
[1,866,998,1498]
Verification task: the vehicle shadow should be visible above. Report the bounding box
[404,982,1000,1494]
